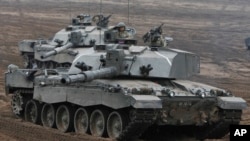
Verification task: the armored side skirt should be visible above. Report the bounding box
[33,86,162,109]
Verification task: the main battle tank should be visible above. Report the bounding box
[19,14,137,69]
[5,25,247,141]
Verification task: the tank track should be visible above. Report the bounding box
[117,110,156,141]
[197,109,242,140]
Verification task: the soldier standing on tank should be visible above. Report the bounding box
[115,22,130,39]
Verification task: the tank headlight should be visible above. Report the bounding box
[169,91,175,97]
[200,93,206,98]
[40,81,46,86]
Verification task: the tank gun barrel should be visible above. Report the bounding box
[41,42,73,59]
[61,67,117,84]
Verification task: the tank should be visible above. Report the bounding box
[19,14,137,69]
[5,26,247,141]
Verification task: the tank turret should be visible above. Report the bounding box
[68,44,199,79]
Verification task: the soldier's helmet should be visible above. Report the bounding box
[116,22,126,31]
[116,22,126,27]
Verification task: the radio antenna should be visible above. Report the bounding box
[69,1,72,24]
[128,0,130,25]
[88,0,90,14]
[100,0,102,14]
[99,0,102,44]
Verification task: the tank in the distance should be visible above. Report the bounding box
[5,24,247,141]
[19,14,137,69]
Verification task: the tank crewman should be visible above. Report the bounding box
[149,26,166,47]
[143,24,169,47]
[115,22,130,39]
[79,14,84,20]
[150,34,166,47]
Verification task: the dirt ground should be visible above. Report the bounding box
[0,0,250,140]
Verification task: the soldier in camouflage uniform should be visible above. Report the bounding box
[150,34,166,47]
[143,24,168,47]
[149,26,166,47]
[115,22,130,39]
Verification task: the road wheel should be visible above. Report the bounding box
[11,91,26,118]
[56,105,73,132]
[74,107,90,134]
[90,109,108,137]
[41,104,56,128]
[25,100,41,124]
[107,111,127,138]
